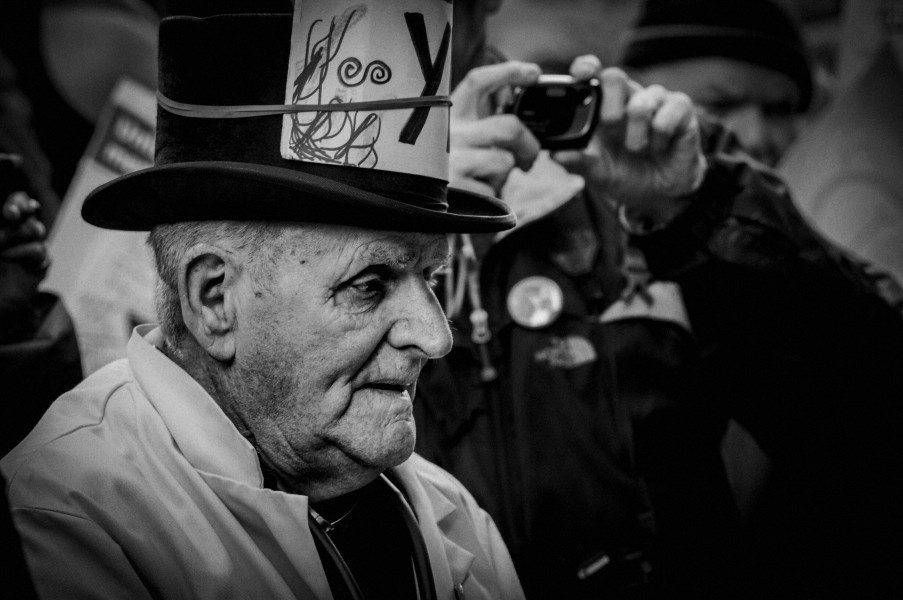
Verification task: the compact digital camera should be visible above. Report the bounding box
[506,75,602,150]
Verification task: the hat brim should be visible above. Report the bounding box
[81,161,515,233]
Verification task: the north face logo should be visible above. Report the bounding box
[534,335,597,369]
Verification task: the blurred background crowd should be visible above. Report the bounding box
[2,0,899,372]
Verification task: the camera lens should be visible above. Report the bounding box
[518,87,575,137]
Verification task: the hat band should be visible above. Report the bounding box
[157,92,452,119]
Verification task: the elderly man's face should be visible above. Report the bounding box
[230,225,452,492]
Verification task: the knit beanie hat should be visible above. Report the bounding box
[617,0,813,111]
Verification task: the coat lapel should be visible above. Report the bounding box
[393,460,476,597]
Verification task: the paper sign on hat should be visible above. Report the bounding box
[281,0,451,181]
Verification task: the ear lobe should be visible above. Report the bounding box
[179,246,237,362]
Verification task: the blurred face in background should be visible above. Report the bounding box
[632,57,803,167]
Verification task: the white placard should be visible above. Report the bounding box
[42,78,157,374]
[281,0,452,181]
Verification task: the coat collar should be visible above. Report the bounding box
[128,325,264,485]
[393,458,476,592]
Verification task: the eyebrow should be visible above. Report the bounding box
[361,244,417,270]
[360,237,450,270]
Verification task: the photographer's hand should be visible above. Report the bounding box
[555,55,707,226]
[450,61,542,197]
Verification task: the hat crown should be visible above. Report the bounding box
[81,8,515,233]
[154,12,448,209]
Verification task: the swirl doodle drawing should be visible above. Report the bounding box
[339,58,392,87]
[288,5,391,168]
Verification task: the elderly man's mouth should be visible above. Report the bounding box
[358,381,415,397]
[369,383,402,392]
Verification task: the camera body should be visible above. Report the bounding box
[507,75,601,150]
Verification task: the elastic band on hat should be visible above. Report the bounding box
[157,92,452,119]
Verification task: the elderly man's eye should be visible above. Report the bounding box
[350,275,386,300]
[335,267,393,311]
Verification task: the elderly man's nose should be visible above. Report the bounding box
[388,280,453,359]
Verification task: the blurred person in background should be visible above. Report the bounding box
[0,0,159,216]
[0,157,81,456]
[0,0,163,458]
[2,47,83,592]
[1,44,83,457]
[2,24,88,592]
[616,0,812,168]
[613,0,812,550]
[415,0,903,598]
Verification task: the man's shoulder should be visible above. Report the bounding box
[1,358,157,505]
[14,357,140,442]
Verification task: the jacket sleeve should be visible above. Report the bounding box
[633,122,903,495]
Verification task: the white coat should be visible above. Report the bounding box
[2,326,524,600]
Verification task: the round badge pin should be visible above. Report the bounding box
[506,276,564,329]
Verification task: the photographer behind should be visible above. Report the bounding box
[415,13,903,599]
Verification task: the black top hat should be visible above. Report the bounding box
[82,11,515,233]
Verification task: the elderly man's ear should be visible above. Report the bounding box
[178,245,240,363]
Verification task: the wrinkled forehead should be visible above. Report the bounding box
[296,224,450,270]
[352,230,450,268]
